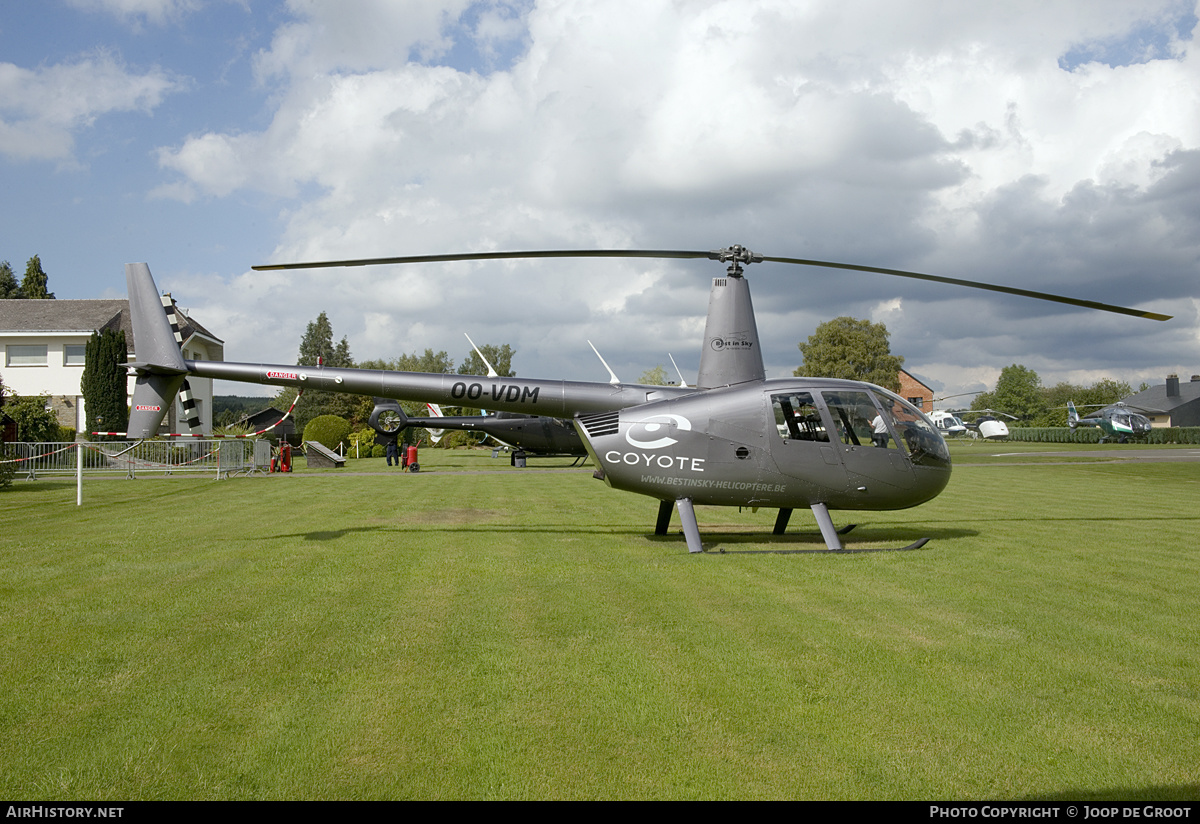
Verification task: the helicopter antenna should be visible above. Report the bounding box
[669,353,690,388]
[464,333,500,378]
[588,340,621,385]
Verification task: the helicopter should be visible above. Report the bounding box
[934,408,1015,440]
[121,246,1170,553]
[1067,401,1157,443]
[929,410,969,437]
[364,334,591,462]
[962,409,1016,440]
[368,397,589,463]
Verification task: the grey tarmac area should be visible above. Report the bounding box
[975,448,1200,465]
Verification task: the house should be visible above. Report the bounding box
[0,297,223,435]
[898,369,934,411]
[1123,374,1200,428]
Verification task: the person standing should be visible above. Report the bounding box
[871,413,889,448]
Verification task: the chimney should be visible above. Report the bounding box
[1166,374,1180,397]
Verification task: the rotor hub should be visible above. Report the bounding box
[709,245,763,278]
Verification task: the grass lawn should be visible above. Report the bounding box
[1,447,1198,799]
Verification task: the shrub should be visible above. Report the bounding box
[1005,426,1200,444]
[348,427,378,458]
[371,444,386,458]
[4,393,60,442]
[303,415,351,452]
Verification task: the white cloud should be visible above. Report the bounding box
[253,0,476,80]
[0,52,180,163]
[150,0,1200,393]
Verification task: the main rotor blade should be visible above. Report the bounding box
[760,255,1172,321]
[252,249,715,270]
[252,247,1171,321]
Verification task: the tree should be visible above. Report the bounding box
[81,328,128,440]
[0,261,19,298]
[297,312,332,365]
[639,365,668,385]
[972,364,1045,426]
[794,316,903,392]
[20,255,54,299]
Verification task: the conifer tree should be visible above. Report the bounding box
[20,255,54,299]
[0,261,19,298]
[81,328,128,439]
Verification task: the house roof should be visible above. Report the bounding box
[899,369,934,393]
[0,299,131,339]
[0,298,222,351]
[1125,378,1200,414]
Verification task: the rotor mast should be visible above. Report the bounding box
[696,246,766,389]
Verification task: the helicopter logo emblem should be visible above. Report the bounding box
[709,335,755,352]
[625,414,693,449]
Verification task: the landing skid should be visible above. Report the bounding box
[703,539,930,555]
[657,500,930,553]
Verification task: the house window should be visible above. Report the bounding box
[908,396,924,409]
[64,344,87,366]
[6,345,48,366]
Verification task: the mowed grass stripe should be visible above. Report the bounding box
[1,451,1197,799]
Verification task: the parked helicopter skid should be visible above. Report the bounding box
[121,246,1169,553]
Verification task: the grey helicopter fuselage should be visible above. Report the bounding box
[181,358,950,513]
[578,378,950,511]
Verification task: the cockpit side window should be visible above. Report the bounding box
[821,390,882,448]
[771,392,829,442]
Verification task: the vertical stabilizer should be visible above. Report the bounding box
[127,263,187,373]
[125,263,187,438]
[695,275,765,389]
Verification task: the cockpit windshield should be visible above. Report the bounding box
[868,386,952,468]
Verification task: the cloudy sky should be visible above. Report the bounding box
[3,0,1198,401]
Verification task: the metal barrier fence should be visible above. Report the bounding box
[1,440,273,480]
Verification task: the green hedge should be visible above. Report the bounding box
[1005,427,1200,444]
